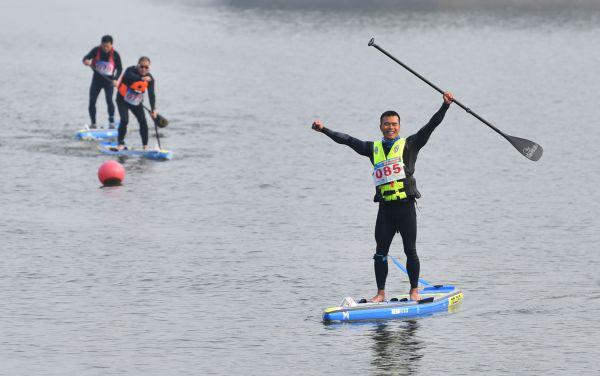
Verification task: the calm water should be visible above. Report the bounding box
[1,0,599,375]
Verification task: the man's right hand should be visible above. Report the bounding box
[83,59,92,66]
[443,91,454,104]
[141,76,152,82]
[312,120,324,132]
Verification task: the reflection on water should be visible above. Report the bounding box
[370,320,422,376]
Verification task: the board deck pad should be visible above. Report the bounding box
[323,285,463,322]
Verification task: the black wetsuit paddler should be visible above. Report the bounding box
[116,62,156,147]
[320,102,450,293]
[82,36,123,126]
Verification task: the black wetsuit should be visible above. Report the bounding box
[82,47,123,124]
[116,66,156,146]
[322,102,450,290]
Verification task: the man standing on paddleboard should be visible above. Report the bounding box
[311,91,454,302]
[116,56,157,151]
[82,35,123,129]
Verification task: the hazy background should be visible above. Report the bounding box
[1,0,599,375]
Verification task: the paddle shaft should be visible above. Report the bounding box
[368,40,511,141]
[154,118,162,149]
[369,39,543,161]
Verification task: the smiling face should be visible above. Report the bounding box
[380,115,400,140]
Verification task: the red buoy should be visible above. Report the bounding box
[98,160,125,186]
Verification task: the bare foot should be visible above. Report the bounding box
[409,288,420,301]
[369,290,386,303]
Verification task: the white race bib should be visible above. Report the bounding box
[372,156,405,186]
[124,89,143,106]
[95,60,115,76]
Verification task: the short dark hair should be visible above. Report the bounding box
[101,35,113,44]
[138,56,151,64]
[380,110,400,124]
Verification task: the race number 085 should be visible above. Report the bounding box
[375,163,401,179]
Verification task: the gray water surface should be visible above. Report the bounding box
[1,0,599,375]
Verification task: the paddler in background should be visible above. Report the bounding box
[116,56,157,151]
[311,92,454,302]
[82,35,123,129]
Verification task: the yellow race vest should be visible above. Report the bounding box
[372,139,409,201]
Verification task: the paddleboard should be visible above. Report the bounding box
[98,142,172,161]
[322,285,463,322]
[75,123,119,141]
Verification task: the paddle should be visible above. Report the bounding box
[368,38,543,162]
[89,66,169,128]
[152,106,163,150]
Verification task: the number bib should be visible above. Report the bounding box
[124,89,143,106]
[372,156,406,186]
[95,60,115,76]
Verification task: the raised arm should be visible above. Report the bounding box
[311,120,372,158]
[409,92,454,151]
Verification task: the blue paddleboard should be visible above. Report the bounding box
[98,142,172,161]
[322,285,463,322]
[74,123,120,141]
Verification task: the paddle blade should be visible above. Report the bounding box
[155,114,169,128]
[506,135,543,161]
